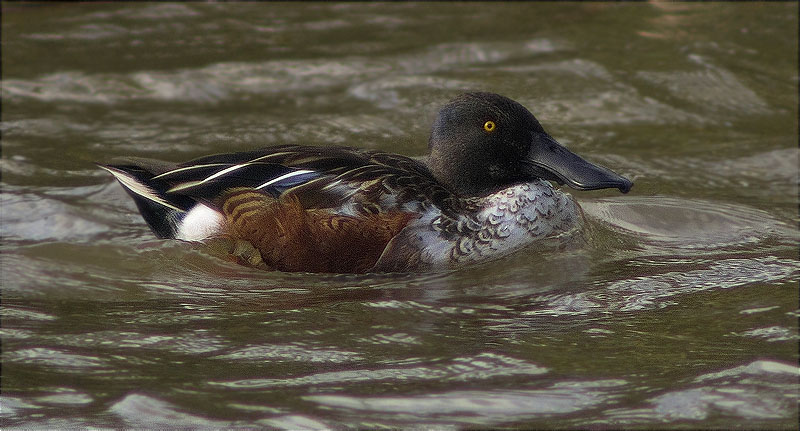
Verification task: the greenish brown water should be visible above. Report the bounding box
[2,3,798,429]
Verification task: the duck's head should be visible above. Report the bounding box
[427,92,633,196]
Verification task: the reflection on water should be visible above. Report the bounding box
[1,2,798,429]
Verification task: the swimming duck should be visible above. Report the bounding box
[100,92,632,273]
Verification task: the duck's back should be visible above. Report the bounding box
[100,144,463,273]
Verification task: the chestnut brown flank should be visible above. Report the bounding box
[220,190,417,273]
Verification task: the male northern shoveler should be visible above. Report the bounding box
[99,92,632,273]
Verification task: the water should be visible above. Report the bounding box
[2,3,798,429]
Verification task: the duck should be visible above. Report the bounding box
[99,92,632,274]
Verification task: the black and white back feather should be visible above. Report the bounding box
[99,144,457,239]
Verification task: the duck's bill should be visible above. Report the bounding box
[526,133,633,193]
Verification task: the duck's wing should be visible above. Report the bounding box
[100,144,457,239]
[154,144,455,213]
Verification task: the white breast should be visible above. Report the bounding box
[475,181,580,248]
[410,180,582,269]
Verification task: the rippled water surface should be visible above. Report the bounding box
[2,3,798,429]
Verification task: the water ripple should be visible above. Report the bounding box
[637,54,771,116]
[109,394,231,429]
[606,361,799,424]
[211,353,547,389]
[5,347,108,372]
[520,257,799,316]
[305,379,624,426]
[584,196,798,252]
[212,344,363,363]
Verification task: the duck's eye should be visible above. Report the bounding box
[483,120,496,133]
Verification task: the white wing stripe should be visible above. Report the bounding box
[186,154,289,184]
[255,169,316,189]
[201,163,252,183]
[151,163,228,179]
[152,152,297,181]
[166,181,203,193]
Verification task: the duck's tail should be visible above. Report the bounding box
[98,160,196,239]
[99,154,327,241]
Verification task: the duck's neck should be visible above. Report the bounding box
[425,153,510,197]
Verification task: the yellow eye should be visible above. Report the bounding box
[483,120,496,133]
